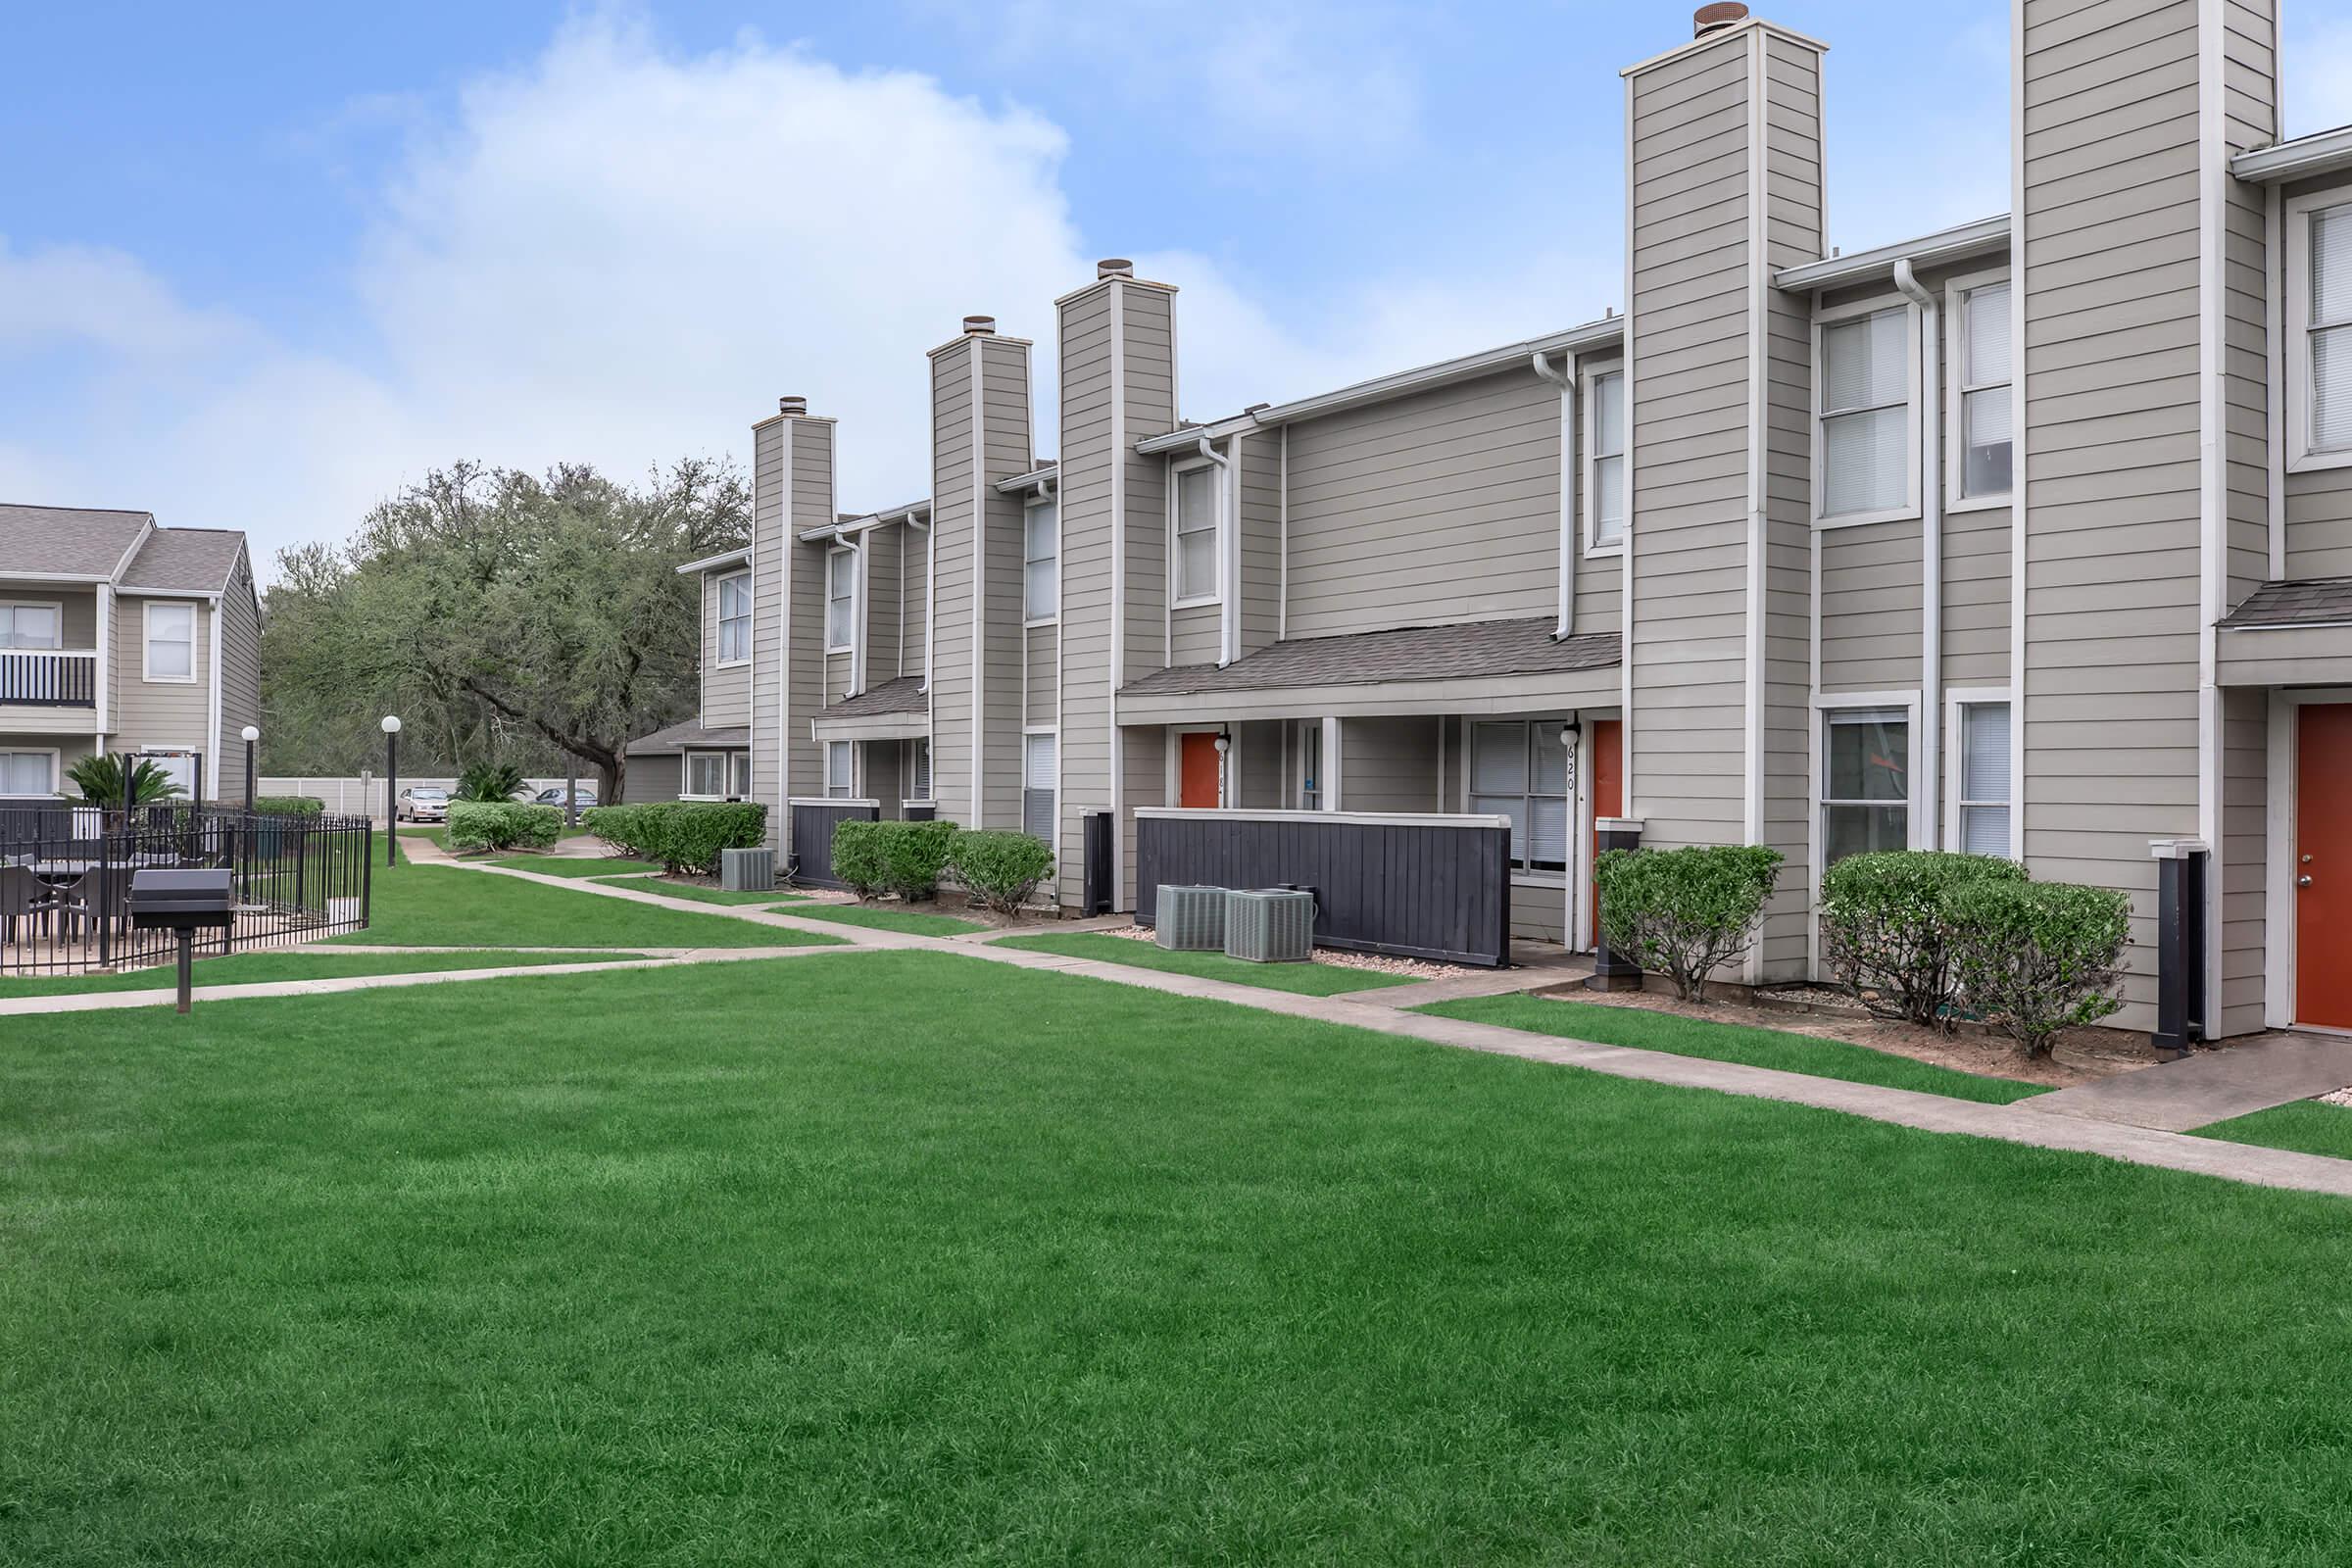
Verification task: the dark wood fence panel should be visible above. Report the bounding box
[1135,811,1511,967]
[789,800,880,889]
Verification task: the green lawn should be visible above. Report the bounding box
[594,873,808,907]
[0,947,649,998]
[324,863,839,950]
[780,903,988,937]
[996,929,1419,995]
[1423,994,2048,1104]
[2195,1099,2352,1160]
[486,855,663,878]
[4,952,2351,1562]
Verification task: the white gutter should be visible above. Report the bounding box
[674,547,751,576]
[1531,351,1578,638]
[1192,436,1238,665]
[2232,124,2352,183]
[1892,258,1943,853]
[1774,214,2011,294]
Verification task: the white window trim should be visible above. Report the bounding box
[0,600,67,651]
[1808,691,1925,978]
[681,748,748,802]
[1456,714,1577,882]
[1812,293,1923,529]
[824,546,856,656]
[1168,455,1222,610]
[712,569,753,668]
[2286,186,2352,473]
[141,600,199,684]
[822,739,856,799]
[1581,364,1627,558]
[1940,686,2015,854]
[1942,267,2015,514]
[1021,726,1057,841]
[0,746,63,797]
[1023,494,1060,628]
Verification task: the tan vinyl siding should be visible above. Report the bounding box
[110,595,211,759]
[2220,686,2266,1035]
[1116,288,1179,903]
[747,417,787,843]
[1054,281,1117,906]
[1237,431,1282,655]
[1336,715,1443,811]
[1169,604,1218,668]
[1818,519,1924,692]
[900,521,929,681]
[929,343,978,827]
[216,555,262,805]
[1943,506,2013,684]
[624,753,681,805]
[863,526,903,684]
[1025,624,1055,729]
[1236,717,1284,808]
[1283,368,1563,639]
[864,739,904,819]
[978,337,1035,831]
[2019,0,2218,1026]
[785,422,833,811]
[2282,466,2352,579]
[1627,32,1753,854]
[1510,880,1569,946]
[1574,352,1623,636]
[700,568,752,728]
[824,651,852,704]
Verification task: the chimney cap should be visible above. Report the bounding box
[1693,2,1747,35]
[962,315,997,335]
[1097,258,1135,279]
[777,395,808,416]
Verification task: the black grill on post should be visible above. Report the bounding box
[129,867,235,1015]
[1083,809,1113,915]
[2151,837,2209,1058]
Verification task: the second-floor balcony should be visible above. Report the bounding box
[0,649,99,709]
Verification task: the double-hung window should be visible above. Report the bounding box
[1953,281,2012,501]
[2294,197,2352,466]
[143,602,196,682]
[0,751,55,795]
[714,571,752,664]
[1955,702,2012,858]
[1819,306,1913,521]
[1468,720,1569,874]
[907,737,931,802]
[825,548,856,653]
[1024,498,1059,623]
[0,604,61,650]
[1587,368,1626,550]
[1823,708,1910,864]
[1173,463,1217,604]
[684,751,727,799]
[824,740,854,799]
[1022,733,1055,842]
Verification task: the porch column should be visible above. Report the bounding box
[1320,715,1341,810]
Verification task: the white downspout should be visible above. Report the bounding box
[1533,351,1577,639]
[1893,258,1942,852]
[1195,436,1236,665]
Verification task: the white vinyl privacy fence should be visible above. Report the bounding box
[258,777,579,820]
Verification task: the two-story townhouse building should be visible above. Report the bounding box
[0,504,263,806]
[656,0,2352,1046]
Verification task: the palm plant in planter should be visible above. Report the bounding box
[65,754,186,810]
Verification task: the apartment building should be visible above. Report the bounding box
[649,0,2352,1044]
[0,504,263,805]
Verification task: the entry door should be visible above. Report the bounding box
[2298,704,2352,1027]
[1586,719,1622,950]
[1179,732,1222,808]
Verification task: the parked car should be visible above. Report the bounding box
[532,785,598,810]
[395,786,450,823]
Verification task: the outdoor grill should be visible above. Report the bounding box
[129,867,235,1014]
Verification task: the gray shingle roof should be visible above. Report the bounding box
[0,504,151,579]
[1118,618,1621,698]
[625,720,752,757]
[2221,577,2352,629]
[817,674,927,719]
[122,527,245,593]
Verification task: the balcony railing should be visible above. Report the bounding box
[0,650,98,708]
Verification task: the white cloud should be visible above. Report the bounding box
[0,8,1605,577]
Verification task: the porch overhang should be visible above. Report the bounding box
[809,712,930,743]
[2216,579,2352,687]
[809,674,928,742]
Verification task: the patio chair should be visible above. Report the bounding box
[0,863,39,949]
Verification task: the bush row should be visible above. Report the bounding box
[447,801,562,854]
[581,802,766,875]
[827,820,1054,914]
[251,796,325,818]
[1595,844,2132,1057]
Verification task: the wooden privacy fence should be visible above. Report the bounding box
[788,798,880,889]
[1134,808,1513,967]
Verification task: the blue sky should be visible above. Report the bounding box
[9,0,2352,570]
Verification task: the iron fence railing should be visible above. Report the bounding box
[0,805,373,978]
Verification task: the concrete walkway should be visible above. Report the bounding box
[1330,949,1592,1008]
[2019,1030,2352,1132]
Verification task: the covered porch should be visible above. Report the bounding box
[809,675,931,818]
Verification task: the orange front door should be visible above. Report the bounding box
[1179,732,1223,808]
[1587,719,1623,950]
[2298,704,2352,1027]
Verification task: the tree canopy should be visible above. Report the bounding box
[261,459,748,796]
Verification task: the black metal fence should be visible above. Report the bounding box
[788,799,880,889]
[0,803,373,978]
[1135,808,1512,967]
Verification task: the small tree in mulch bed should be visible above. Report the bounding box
[1594,844,1782,1004]
[1945,879,2131,1058]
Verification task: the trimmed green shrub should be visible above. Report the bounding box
[252,796,325,818]
[447,801,562,854]
[1819,850,2029,1028]
[829,821,890,900]
[1946,879,2132,1057]
[581,802,765,875]
[948,829,1054,915]
[1594,844,1783,1003]
[831,819,960,902]
[455,760,529,803]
